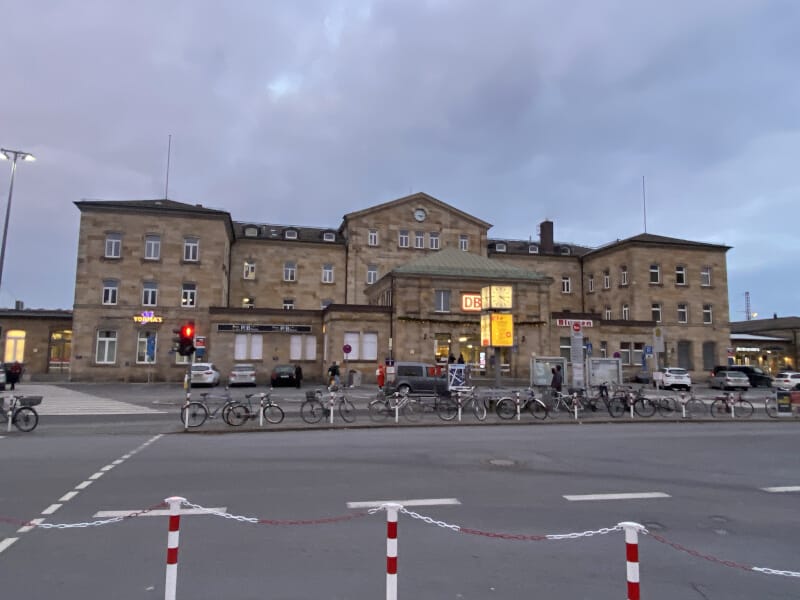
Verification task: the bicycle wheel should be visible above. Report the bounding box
[685,398,707,418]
[368,398,391,422]
[13,407,38,432]
[262,404,285,424]
[472,398,487,421]
[224,403,249,426]
[657,397,678,418]
[181,402,208,427]
[764,397,778,418]
[437,398,458,421]
[529,400,549,420]
[634,398,656,418]
[710,399,729,418]
[735,400,754,418]
[300,399,324,424]
[607,397,626,418]
[495,398,517,420]
[338,397,356,423]
[401,400,422,422]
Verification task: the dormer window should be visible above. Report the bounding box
[528,244,539,254]
[285,230,298,240]
[495,243,507,253]
[243,226,259,238]
[560,246,571,255]
[323,232,336,242]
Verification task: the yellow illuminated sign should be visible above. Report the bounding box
[132,311,164,324]
[481,313,514,347]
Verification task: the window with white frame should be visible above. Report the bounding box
[622,303,630,320]
[343,332,361,360]
[144,234,160,260]
[700,266,712,287]
[459,235,469,251]
[136,331,157,364]
[677,303,688,323]
[398,230,409,248]
[283,261,297,282]
[175,352,190,365]
[528,244,539,254]
[183,237,199,262]
[361,332,378,360]
[415,231,424,249]
[429,232,440,250]
[434,289,451,312]
[105,233,121,258]
[600,340,608,358]
[95,330,117,364]
[181,283,197,307]
[102,279,118,305]
[651,303,662,322]
[322,263,334,284]
[561,276,571,293]
[620,266,629,286]
[368,229,378,246]
[243,261,256,280]
[619,341,631,365]
[588,274,594,292]
[367,264,378,285]
[285,229,298,240]
[559,337,570,361]
[604,305,612,320]
[649,264,661,284]
[323,232,335,242]
[142,281,158,306]
[633,342,644,366]
[560,246,571,255]
[290,335,317,360]
[283,298,295,310]
[703,303,713,324]
[495,242,507,252]
[234,334,263,360]
[603,270,610,289]
[675,265,687,285]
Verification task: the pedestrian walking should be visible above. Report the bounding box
[327,361,341,387]
[550,365,562,393]
[7,361,22,391]
[294,364,303,388]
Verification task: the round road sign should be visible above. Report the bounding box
[572,322,581,333]
[342,344,352,354]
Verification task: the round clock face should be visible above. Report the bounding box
[413,208,427,222]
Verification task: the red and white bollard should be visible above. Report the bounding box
[620,521,643,600]
[164,496,186,600]
[385,503,401,600]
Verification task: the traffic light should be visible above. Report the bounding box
[176,321,196,357]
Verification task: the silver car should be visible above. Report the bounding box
[190,363,221,387]
[710,370,751,391]
[229,363,257,387]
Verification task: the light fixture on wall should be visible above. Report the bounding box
[423,333,427,340]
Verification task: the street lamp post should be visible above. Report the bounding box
[0,148,36,294]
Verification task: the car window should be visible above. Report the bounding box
[729,372,747,378]
[668,369,688,375]
[191,364,207,371]
[232,365,253,371]
[397,365,423,377]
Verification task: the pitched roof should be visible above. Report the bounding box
[585,232,731,257]
[342,192,492,229]
[731,316,800,332]
[74,198,231,217]
[392,248,551,281]
[233,222,343,243]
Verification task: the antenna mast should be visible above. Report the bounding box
[745,291,752,321]
[642,175,647,233]
[165,134,172,199]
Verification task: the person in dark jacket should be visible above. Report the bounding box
[7,362,22,391]
[294,364,303,388]
[550,365,563,393]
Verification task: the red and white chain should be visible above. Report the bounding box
[179,499,369,526]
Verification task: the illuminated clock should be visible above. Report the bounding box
[413,208,427,222]
[481,285,513,309]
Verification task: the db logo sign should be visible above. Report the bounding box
[462,293,482,312]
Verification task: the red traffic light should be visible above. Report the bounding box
[181,323,194,339]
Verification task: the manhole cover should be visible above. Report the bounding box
[488,458,516,467]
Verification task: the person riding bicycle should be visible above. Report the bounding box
[327,362,341,388]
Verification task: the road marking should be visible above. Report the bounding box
[17,518,44,533]
[347,498,461,509]
[0,538,18,554]
[93,508,227,518]
[761,486,800,493]
[75,480,93,490]
[564,492,671,501]
[89,472,104,480]
[41,504,62,515]
[59,491,79,502]
[100,465,115,471]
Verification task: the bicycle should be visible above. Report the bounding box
[225,390,285,426]
[495,388,548,420]
[675,391,707,418]
[542,389,583,418]
[180,390,239,428]
[300,386,356,424]
[710,391,754,418]
[368,390,421,422]
[437,387,487,421]
[1,394,41,432]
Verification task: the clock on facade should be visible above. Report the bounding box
[413,208,427,222]
[481,285,513,309]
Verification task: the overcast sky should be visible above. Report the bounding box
[2,1,798,320]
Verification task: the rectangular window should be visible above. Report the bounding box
[429,232,440,250]
[398,230,409,248]
[366,264,378,285]
[620,267,629,286]
[283,261,297,282]
[235,334,263,360]
[620,341,631,365]
[415,231,424,249]
[703,304,713,324]
[600,340,608,358]
[675,265,686,285]
[343,332,361,360]
[243,261,256,280]
[368,229,378,246]
[136,331,157,364]
[95,330,117,364]
[181,283,197,307]
[649,264,661,284]
[183,237,199,262]
[561,276,571,293]
[283,298,295,310]
[105,233,121,258]
[588,275,594,293]
[633,342,644,366]
[434,289,451,312]
[142,281,158,306]
[701,266,712,287]
[144,234,160,260]
[322,264,334,284]
[102,279,118,305]
[362,332,378,361]
[603,270,610,289]
[459,235,469,251]
[651,303,662,322]
[622,304,630,320]
[175,353,190,365]
[305,336,317,359]
[604,306,612,320]
[677,303,688,323]
[289,335,317,360]
[560,337,570,361]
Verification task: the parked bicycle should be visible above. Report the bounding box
[542,389,583,418]
[675,391,707,418]
[710,391,753,418]
[368,390,421,422]
[495,388,548,420]
[437,387,487,421]
[301,386,356,424]
[225,390,285,426]
[180,390,238,428]
[1,394,41,432]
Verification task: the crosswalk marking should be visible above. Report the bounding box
[761,486,800,493]
[564,492,671,501]
[8,384,167,416]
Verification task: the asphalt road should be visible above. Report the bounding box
[1,420,799,599]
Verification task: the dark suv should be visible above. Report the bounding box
[711,365,771,388]
[385,362,449,395]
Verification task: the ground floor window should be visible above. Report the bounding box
[96,330,117,364]
[4,329,26,363]
[290,335,317,360]
[702,341,716,371]
[136,331,157,364]
[234,334,263,360]
[341,332,378,361]
[434,333,451,363]
[49,329,71,373]
[560,337,570,361]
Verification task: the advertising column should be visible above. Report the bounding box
[570,322,585,389]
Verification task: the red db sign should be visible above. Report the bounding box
[462,293,482,312]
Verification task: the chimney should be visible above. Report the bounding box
[539,220,554,253]
[14,300,24,310]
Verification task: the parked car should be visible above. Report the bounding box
[384,361,449,395]
[228,363,257,386]
[190,362,221,387]
[712,365,771,388]
[653,367,692,391]
[772,372,800,391]
[709,370,751,390]
[270,364,299,387]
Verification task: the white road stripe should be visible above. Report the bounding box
[564,492,671,501]
[347,498,461,509]
[0,538,18,553]
[89,472,104,480]
[93,508,227,518]
[59,491,79,502]
[761,486,800,493]
[75,481,93,490]
[41,504,62,515]
[18,518,44,533]
[100,465,114,472]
